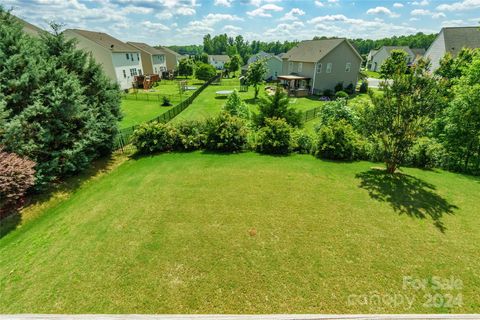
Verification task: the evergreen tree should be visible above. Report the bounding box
[256,87,301,127]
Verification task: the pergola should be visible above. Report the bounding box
[277,75,311,97]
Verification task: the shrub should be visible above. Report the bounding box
[315,120,361,161]
[174,120,206,151]
[345,83,355,95]
[359,81,368,93]
[323,89,334,98]
[334,82,344,93]
[315,99,358,130]
[292,130,314,154]
[0,148,36,217]
[131,122,177,154]
[335,91,349,99]
[195,63,217,82]
[205,112,248,152]
[256,118,292,155]
[162,96,172,106]
[256,87,301,128]
[223,90,250,119]
[406,137,447,169]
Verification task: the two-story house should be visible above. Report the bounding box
[208,55,230,70]
[63,29,142,90]
[280,38,362,95]
[127,42,167,76]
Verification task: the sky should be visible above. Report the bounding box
[4,0,480,46]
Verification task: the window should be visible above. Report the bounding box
[123,70,126,78]
[126,53,129,60]
[298,62,303,73]
[345,62,351,72]
[316,63,322,74]
[131,54,134,62]
[326,63,332,73]
[288,62,293,73]
[138,69,142,75]
[129,69,134,76]
[137,53,140,61]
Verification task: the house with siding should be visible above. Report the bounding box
[244,51,283,80]
[280,38,362,95]
[127,42,167,76]
[156,46,182,72]
[367,46,418,72]
[64,29,142,90]
[425,27,480,72]
[208,55,230,70]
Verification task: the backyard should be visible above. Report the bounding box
[1,152,479,313]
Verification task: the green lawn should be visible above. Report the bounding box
[1,152,479,313]
[172,78,325,123]
[364,70,381,79]
[120,99,174,129]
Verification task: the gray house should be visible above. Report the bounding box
[367,46,418,72]
[244,51,283,80]
[280,38,362,95]
[425,27,480,72]
[156,46,181,72]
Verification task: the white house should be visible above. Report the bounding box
[208,55,230,70]
[63,29,142,90]
[127,42,167,76]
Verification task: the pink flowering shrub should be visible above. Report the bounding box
[0,148,36,217]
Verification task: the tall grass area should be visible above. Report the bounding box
[1,152,479,313]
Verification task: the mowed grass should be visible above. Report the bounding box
[119,99,174,129]
[172,78,324,123]
[1,152,479,313]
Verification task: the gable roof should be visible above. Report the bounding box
[411,48,426,56]
[209,55,230,62]
[248,51,272,64]
[66,29,138,53]
[283,38,362,63]
[127,42,165,55]
[14,16,43,37]
[442,27,480,56]
[157,46,181,57]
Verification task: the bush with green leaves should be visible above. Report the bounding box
[256,87,301,128]
[205,112,248,152]
[315,119,361,161]
[406,137,447,169]
[0,148,36,217]
[131,122,178,154]
[291,130,314,154]
[195,63,217,82]
[315,99,358,129]
[0,12,121,187]
[174,120,207,151]
[344,83,355,95]
[162,96,172,106]
[223,90,250,119]
[334,83,344,92]
[359,81,368,93]
[256,117,292,155]
[335,91,349,99]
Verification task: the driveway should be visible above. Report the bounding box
[367,77,392,88]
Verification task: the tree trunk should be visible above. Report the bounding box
[386,161,397,174]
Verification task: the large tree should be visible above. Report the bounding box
[366,56,440,174]
[228,54,242,77]
[178,58,195,78]
[0,12,121,187]
[195,63,217,82]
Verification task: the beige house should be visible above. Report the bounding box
[156,46,181,72]
[425,27,480,72]
[127,42,167,76]
[280,38,362,95]
[64,29,142,90]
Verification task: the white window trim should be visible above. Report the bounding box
[298,62,303,73]
[326,63,332,74]
[345,62,351,73]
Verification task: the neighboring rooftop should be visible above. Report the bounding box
[441,26,480,56]
[127,42,166,55]
[157,46,182,57]
[283,38,360,63]
[66,29,139,52]
[209,55,230,62]
[411,48,426,56]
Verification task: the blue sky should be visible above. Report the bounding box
[5,0,480,45]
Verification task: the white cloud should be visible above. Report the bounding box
[214,0,233,7]
[393,3,404,8]
[441,19,469,26]
[411,0,429,5]
[141,21,170,31]
[280,8,305,21]
[249,0,281,6]
[411,9,446,18]
[247,3,283,17]
[367,6,400,18]
[436,0,480,11]
[223,25,242,32]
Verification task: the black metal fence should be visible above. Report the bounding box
[114,75,221,152]
[120,92,183,103]
[301,106,323,123]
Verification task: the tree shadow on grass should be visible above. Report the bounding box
[0,155,119,239]
[356,169,458,233]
